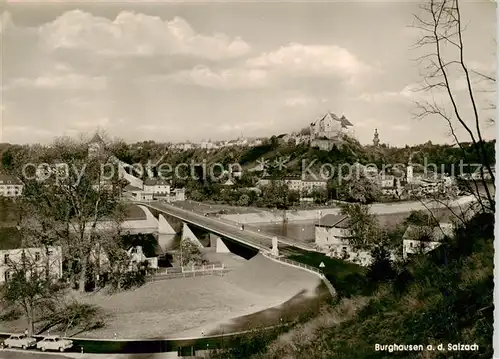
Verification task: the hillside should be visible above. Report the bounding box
[209,211,494,359]
[1,138,495,180]
[146,138,496,181]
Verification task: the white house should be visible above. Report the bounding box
[173,142,195,151]
[143,178,171,197]
[379,174,395,188]
[250,138,263,147]
[0,174,23,197]
[1,246,63,283]
[256,176,327,196]
[402,223,454,259]
[201,139,219,150]
[315,214,372,266]
[309,112,354,139]
[171,188,186,202]
[125,184,154,201]
[300,177,328,194]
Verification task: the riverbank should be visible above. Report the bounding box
[222,195,476,224]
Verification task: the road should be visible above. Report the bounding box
[141,201,315,252]
[0,349,78,359]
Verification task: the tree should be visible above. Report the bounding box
[1,149,14,170]
[18,135,126,292]
[332,164,381,204]
[261,181,291,209]
[175,239,206,267]
[39,301,104,337]
[237,194,250,206]
[1,250,62,336]
[310,188,327,204]
[412,0,495,211]
[339,203,380,252]
[368,245,396,283]
[404,210,438,227]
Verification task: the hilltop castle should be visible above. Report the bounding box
[309,112,354,140]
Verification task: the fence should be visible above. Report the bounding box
[156,263,225,275]
[149,269,232,281]
[150,264,231,281]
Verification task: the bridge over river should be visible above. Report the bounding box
[137,200,316,253]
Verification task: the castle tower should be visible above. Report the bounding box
[88,133,106,158]
[407,154,414,183]
[373,128,380,147]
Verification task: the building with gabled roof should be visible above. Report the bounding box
[143,178,171,197]
[0,174,23,197]
[88,133,106,158]
[310,112,354,140]
[1,242,63,283]
[314,214,372,266]
[402,223,454,259]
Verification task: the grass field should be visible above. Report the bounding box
[58,254,322,340]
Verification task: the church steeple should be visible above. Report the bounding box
[373,128,380,147]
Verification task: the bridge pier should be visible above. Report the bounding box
[181,223,204,249]
[158,214,177,235]
[271,236,279,257]
[209,233,230,253]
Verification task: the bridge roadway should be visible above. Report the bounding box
[137,200,315,252]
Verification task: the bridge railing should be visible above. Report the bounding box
[263,252,336,298]
[145,201,315,252]
[271,256,322,274]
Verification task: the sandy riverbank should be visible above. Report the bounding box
[222,196,476,224]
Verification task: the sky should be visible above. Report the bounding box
[0,0,496,146]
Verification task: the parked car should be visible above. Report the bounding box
[1,334,37,349]
[36,336,73,352]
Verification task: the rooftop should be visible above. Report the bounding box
[314,112,354,127]
[143,178,170,186]
[315,214,350,229]
[403,223,454,242]
[89,133,105,145]
[124,184,143,192]
[0,174,23,185]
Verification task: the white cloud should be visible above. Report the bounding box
[393,124,411,131]
[169,65,270,90]
[358,84,418,103]
[73,117,111,129]
[284,95,318,107]
[171,43,375,90]
[38,10,251,61]
[355,117,378,129]
[216,121,267,133]
[64,97,117,108]
[53,62,73,72]
[9,74,107,91]
[247,43,373,79]
[4,125,52,136]
[468,61,496,74]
